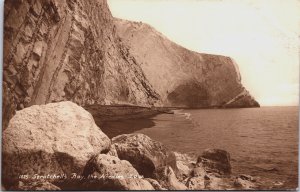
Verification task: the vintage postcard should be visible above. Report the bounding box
[1,0,299,190]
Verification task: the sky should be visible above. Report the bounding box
[108,0,300,106]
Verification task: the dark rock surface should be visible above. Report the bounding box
[197,148,232,175]
[112,133,177,178]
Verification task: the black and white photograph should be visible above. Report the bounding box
[1,0,299,190]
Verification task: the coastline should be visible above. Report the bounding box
[84,104,261,139]
[3,101,294,190]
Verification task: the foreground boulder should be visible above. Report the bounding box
[112,134,177,177]
[2,101,111,186]
[82,154,154,190]
[197,149,231,175]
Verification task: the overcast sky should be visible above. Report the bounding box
[108,0,300,106]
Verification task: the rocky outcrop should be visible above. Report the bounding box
[2,101,110,185]
[197,148,232,175]
[222,89,260,108]
[82,154,154,190]
[3,0,160,129]
[112,134,177,178]
[115,19,260,108]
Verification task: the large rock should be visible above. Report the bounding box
[82,154,154,190]
[2,101,110,186]
[197,149,231,175]
[112,134,177,178]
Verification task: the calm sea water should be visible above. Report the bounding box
[132,107,298,190]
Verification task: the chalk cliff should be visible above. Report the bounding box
[115,19,259,108]
[3,0,160,128]
[2,0,259,128]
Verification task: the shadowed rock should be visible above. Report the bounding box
[112,133,177,178]
[197,148,231,175]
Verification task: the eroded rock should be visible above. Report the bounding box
[112,133,177,178]
[82,154,154,190]
[197,148,231,175]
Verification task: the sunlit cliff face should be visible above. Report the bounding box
[108,0,300,106]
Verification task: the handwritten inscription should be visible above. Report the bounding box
[19,173,144,180]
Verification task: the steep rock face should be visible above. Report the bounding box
[115,19,259,108]
[3,0,160,129]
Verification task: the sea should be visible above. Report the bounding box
[102,106,299,190]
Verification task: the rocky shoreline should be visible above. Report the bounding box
[2,101,259,190]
